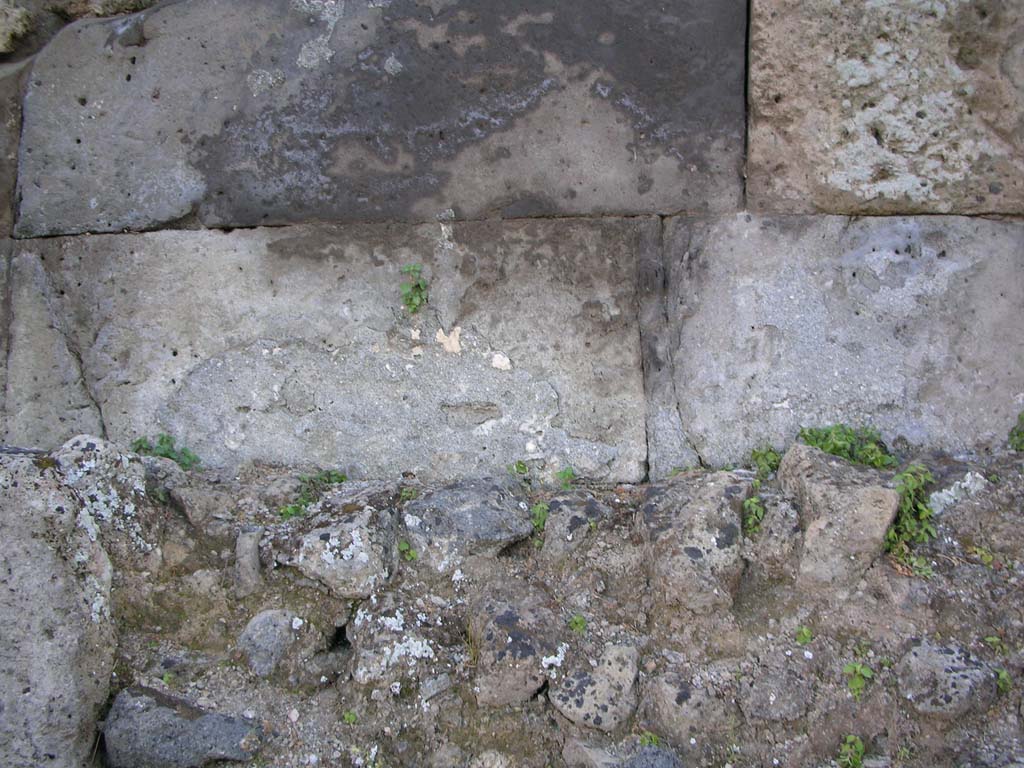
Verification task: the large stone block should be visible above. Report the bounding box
[654,214,1024,470]
[748,0,1024,214]
[15,0,746,237]
[20,217,647,481]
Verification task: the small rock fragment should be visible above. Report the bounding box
[237,609,298,677]
[897,639,997,718]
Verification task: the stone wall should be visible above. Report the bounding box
[0,0,1021,479]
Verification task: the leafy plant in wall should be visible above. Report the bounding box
[400,264,428,314]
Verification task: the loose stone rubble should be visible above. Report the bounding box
[1,436,1022,767]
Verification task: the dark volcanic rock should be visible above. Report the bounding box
[103,686,262,768]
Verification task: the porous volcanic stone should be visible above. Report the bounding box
[103,686,261,768]
[748,0,1024,214]
[653,214,1024,469]
[16,218,647,481]
[0,453,115,768]
[15,0,746,236]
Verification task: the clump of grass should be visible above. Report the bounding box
[131,433,200,471]
[1009,411,1024,452]
[279,469,346,520]
[530,502,549,535]
[556,466,576,490]
[798,424,896,469]
[837,735,865,768]
[885,464,936,577]
[750,446,781,478]
[742,495,766,536]
[568,614,587,634]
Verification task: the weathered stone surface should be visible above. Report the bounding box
[643,668,738,745]
[0,2,30,53]
[0,453,115,768]
[638,471,750,614]
[619,748,683,768]
[233,527,263,598]
[21,218,646,480]
[103,686,261,768]
[404,478,531,570]
[897,639,997,718]
[540,490,612,562]
[550,643,639,732]
[736,651,816,723]
[271,489,396,599]
[780,444,899,589]
[657,214,1024,469]
[0,62,25,234]
[748,0,1024,214]
[468,584,560,706]
[4,250,103,446]
[16,0,745,237]
[237,609,299,677]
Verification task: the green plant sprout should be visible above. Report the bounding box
[400,264,428,314]
[743,495,766,535]
[131,433,200,471]
[798,424,896,469]
[556,466,576,490]
[531,502,549,535]
[843,662,874,701]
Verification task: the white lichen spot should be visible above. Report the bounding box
[383,54,404,76]
[491,352,512,371]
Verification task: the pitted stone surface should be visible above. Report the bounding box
[550,643,639,732]
[0,453,115,768]
[103,686,261,768]
[16,0,745,236]
[656,214,1024,468]
[468,584,560,706]
[638,471,750,615]
[19,218,647,481]
[403,478,532,569]
[897,639,997,718]
[779,444,899,589]
[748,0,1024,214]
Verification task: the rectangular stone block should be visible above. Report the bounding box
[15,0,746,237]
[652,214,1024,472]
[748,0,1024,214]
[18,218,648,481]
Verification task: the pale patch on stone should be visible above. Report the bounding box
[436,326,462,354]
[490,352,512,371]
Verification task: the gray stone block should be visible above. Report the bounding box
[18,218,647,481]
[15,0,746,236]
[654,214,1024,470]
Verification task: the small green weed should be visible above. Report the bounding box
[531,502,549,535]
[131,434,200,471]
[161,671,175,687]
[750,446,781,478]
[568,614,587,634]
[885,464,936,577]
[279,469,347,520]
[843,662,874,701]
[984,635,1009,655]
[1008,411,1024,452]
[837,735,865,768]
[969,545,997,568]
[893,745,913,764]
[795,626,814,646]
[556,466,576,490]
[399,487,419,502]
[742,495,766,536]
[798,424,896,469]
[510,460,529,475]
[638,731,661,747]
[996,668,1012,694]
[399,264,428,314]
[397,540,418,562]
[343,709,358,725]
